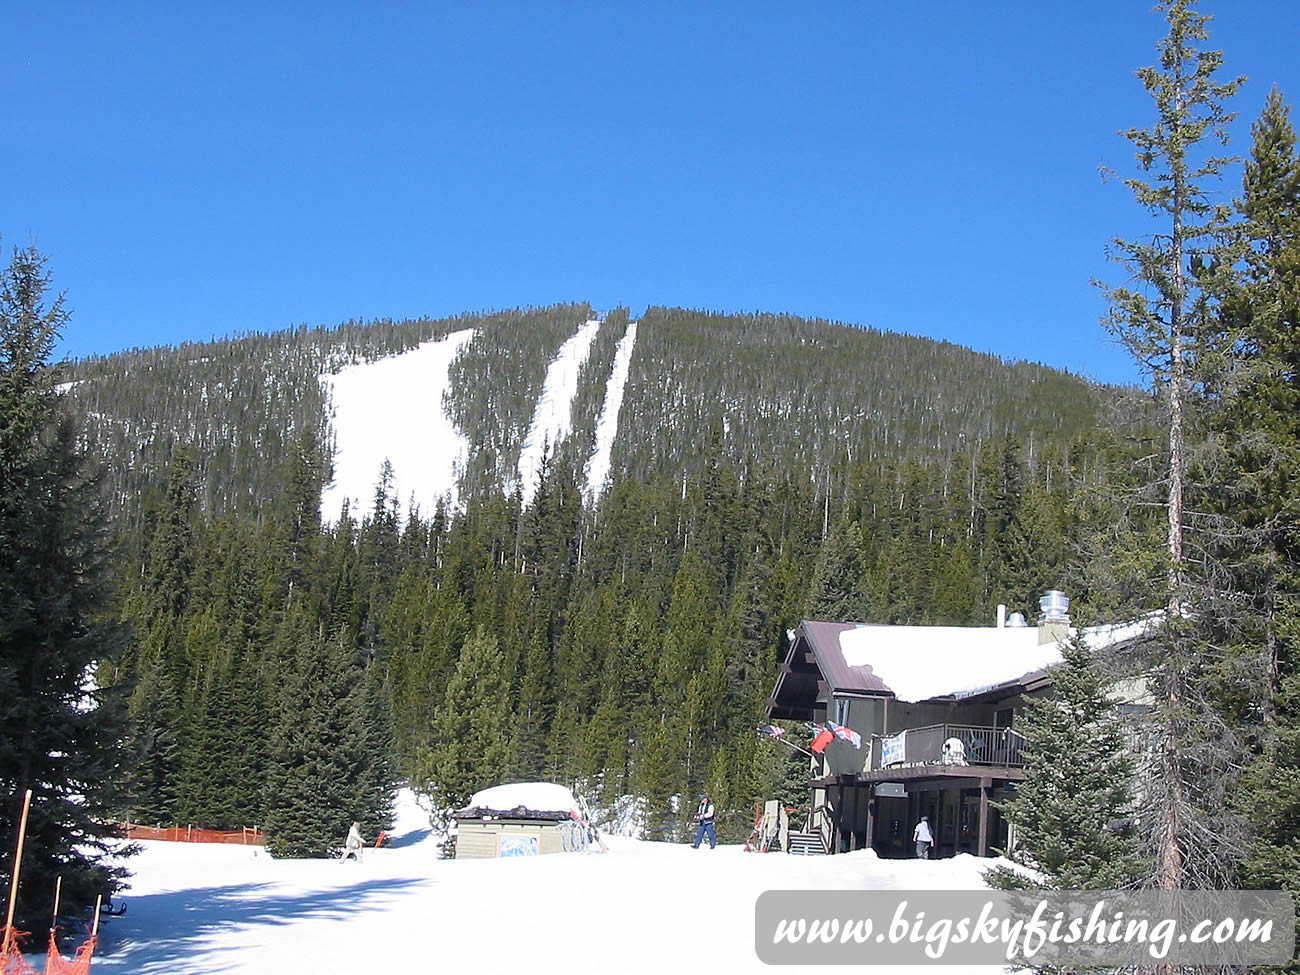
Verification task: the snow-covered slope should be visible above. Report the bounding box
[318,329,476,523]
[515,319,602,506]
[87,788,1010,975]
[319,317,641,518]
[584,320,637,505]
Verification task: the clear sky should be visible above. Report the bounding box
[7,1,1299,386]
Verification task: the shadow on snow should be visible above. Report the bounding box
[91,875,429,973]
[384,827,434,850]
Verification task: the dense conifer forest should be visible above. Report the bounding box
[56,301,1139,851]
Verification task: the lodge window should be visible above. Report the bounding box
[834,698,850,726]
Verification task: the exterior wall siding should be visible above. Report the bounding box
[454,820,568,858]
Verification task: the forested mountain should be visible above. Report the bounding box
[63,305,1105,526]
[58,304,1142,850]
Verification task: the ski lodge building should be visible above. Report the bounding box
[765,592,1151,858]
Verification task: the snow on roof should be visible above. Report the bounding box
[834,615,1158,703]
[837,625,1053,702]
[464,782,580,817]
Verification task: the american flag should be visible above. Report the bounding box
[760,724,787,738]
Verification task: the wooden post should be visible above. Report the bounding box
[977,781,991,857]
[864,794,876,855]
[5,789,33,933]
[50,876,62,931]
[848,783,859,852]
[91,894,102,939]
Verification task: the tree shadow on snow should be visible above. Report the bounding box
[91,875,428,973]
[385,827,434,849]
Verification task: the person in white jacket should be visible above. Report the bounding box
[912,816,933,858]
[341,821,364,862]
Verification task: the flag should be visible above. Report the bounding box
[810,726,834,754]
[827,720,862,748]
[760,724,787,738]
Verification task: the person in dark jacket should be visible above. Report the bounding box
[691,795,716,849]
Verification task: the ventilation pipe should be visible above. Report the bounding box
[996,604,1007,628]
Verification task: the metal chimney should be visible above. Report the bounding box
[1037,590,1070,645]
[1039,590,1070,621]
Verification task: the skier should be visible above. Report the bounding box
[691,794,716,850]
[341,821,364,863]
[912,815,933,859]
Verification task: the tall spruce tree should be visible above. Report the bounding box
[0,243,131,928]
[1224,88,1300,941]
[1098,0,1247,891]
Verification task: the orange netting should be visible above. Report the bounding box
[42,930,97,975]
[0,928,38,975]
[1,927,98,975]
[118,823,264,845]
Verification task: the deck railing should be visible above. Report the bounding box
[874,723,1026,770]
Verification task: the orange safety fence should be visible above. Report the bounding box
[117,823,265,845]
[43,931,96,975]
[1,930,96,975]
[1,928,37,975]
[3,928,96,975]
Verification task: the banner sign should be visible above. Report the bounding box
[881,731,906,766]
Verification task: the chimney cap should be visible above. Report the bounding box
[1039,589,1070,622]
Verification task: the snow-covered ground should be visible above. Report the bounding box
[318,329,476,523]
[79,789,1013,975]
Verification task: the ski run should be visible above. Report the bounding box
[319,317,640,520]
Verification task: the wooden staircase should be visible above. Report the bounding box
[785,831,828,856]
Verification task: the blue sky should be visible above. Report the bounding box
[6,2,1299,386]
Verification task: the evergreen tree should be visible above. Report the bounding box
[987,634,1140,890]
[120,650,182,824]
[805,519,869,621]
[510,626,554,780]
[1223,87,1300,941]
[356,659,400,839]
[262,620,369,858]
[1098,0,1247,891]
[414,626,509,816]
[0,243,131,928]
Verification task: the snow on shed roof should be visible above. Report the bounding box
[463,782,581,818]
[801,613,1158,704]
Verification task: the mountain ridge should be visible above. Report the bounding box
[61,303,1115,525]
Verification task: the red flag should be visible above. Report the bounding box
[810,726,834,753]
